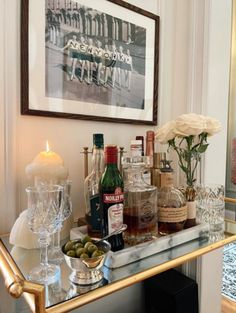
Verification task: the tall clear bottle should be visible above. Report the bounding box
[84,134,104,237]
[99,145,124,251]
[143,130,155,184]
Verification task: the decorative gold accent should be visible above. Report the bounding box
[225,197,236,204]
[0,240,45,313]
[8,275,24,298]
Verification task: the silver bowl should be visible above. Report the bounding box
[62,239,110,285]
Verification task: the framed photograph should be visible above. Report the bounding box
[21,0,159,125]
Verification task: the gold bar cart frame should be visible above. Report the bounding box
[0,197,236,313]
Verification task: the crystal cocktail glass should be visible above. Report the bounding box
[26,185,63,284]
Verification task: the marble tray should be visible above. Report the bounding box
[70,223,209,269]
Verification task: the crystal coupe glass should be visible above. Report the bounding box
[26,185,63,284]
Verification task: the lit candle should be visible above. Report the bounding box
[26,141,68,184]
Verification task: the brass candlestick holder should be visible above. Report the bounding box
[81,146,126,179]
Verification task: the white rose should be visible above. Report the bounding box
[204,117,221,135]
[155,120,176,144]
[174,113,207,137]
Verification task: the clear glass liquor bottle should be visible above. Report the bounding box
[84,134,104,237]
[123,156,157,245]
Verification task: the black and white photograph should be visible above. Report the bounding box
[46,0,146,110]
[21,0,159,124]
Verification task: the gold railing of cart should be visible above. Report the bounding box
[0,197,236,313]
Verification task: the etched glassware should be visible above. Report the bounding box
[123,156,157,245]
[196,184,225,239]
[48,181,72,264]
[26,185,63,284]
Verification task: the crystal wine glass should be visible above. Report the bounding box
[26,185,63,284]
[48,181,72,264]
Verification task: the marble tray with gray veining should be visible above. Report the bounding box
[70,223,209,269]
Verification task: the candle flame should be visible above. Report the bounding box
[46,141,50,152]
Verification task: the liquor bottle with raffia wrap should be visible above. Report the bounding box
[84,134,104,237]
[99,145,124,251]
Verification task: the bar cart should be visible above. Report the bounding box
[0,197,236,313]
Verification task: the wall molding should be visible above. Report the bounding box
[0,0,19,234]
[0,0,7,234]
[194,1,232,313]
[226,0,236,195]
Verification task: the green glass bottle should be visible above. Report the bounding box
[84,134,104,237]
[99,145,124,251]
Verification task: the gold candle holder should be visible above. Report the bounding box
[81,146,126,179]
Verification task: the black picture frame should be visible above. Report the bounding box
[21,0,159,125]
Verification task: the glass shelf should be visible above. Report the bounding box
[1,221,236,313]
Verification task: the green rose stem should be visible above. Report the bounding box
[168,132,208,188]
[156,114,221,230]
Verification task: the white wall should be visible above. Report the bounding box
[0,0,196,234]
[0,0,154,233]
[195,1,232,313]
[0,0,6,232]
[0,0,231,231]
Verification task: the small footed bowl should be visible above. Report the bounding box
[62,239,110,285]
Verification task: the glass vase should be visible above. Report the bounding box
[184,185,197,228]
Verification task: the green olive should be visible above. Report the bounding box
[87,244,98,254]
[64,241,75,252]
[74,242,83,250]
[92,250,104,258]
[76,247,87,257]
[66,250,76,257]
[84,241,93,249]
[80,253,89,259]
[81,235,92,245]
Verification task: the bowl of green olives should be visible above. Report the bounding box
[62,236,111,285]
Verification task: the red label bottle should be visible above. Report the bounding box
[99,145,124,251]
